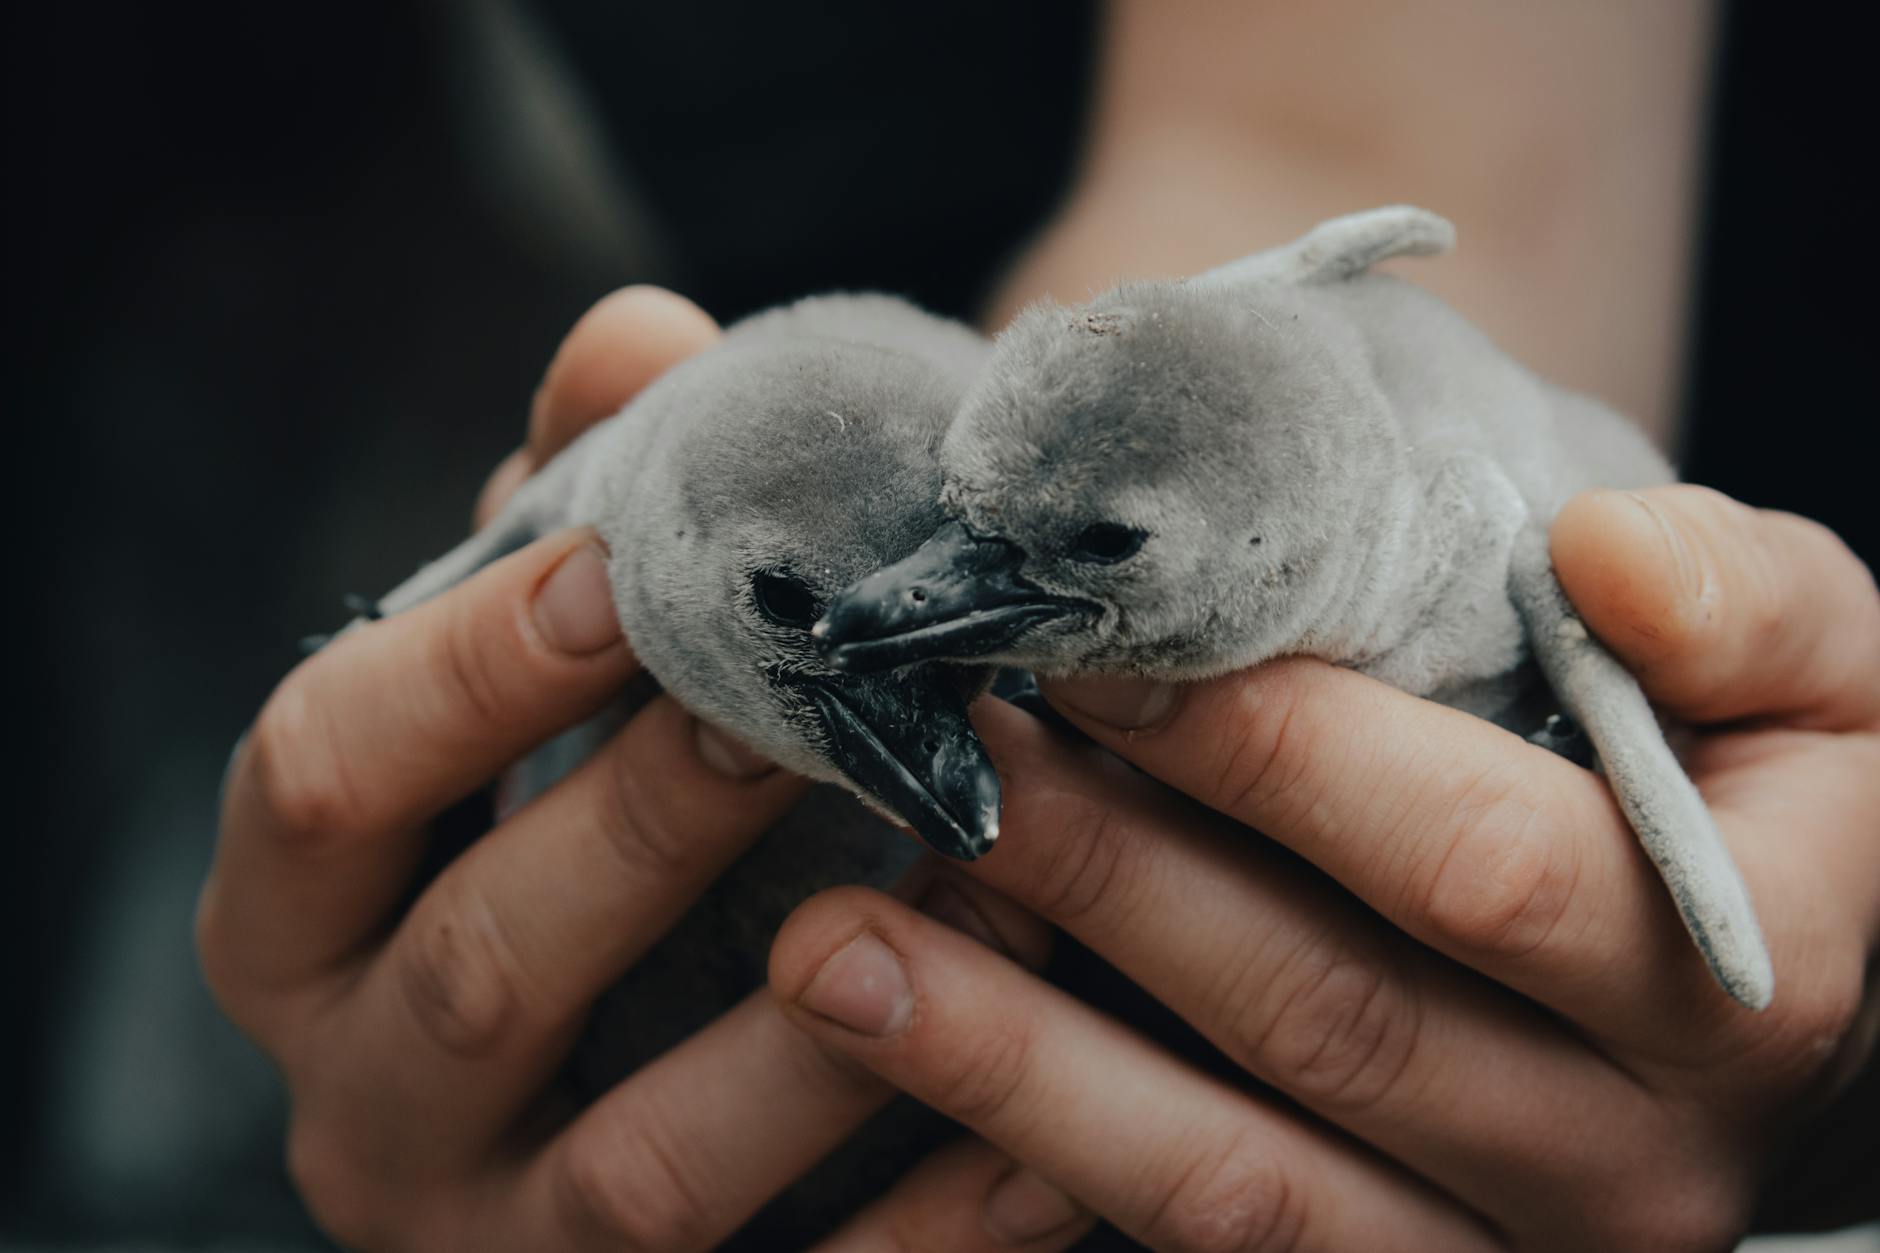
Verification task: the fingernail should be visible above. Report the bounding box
[798,932,913,1037]
[1621,491,1706,605]
[1047,675,1178,730]
[694,719,776,778]
[532,542,621,655]
[915,879,1010,955]
[983,1165,1085,1245]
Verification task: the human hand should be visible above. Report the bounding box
[198,287,1090,1252]
[769,485,1880,1250]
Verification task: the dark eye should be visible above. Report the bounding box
[1067,521,1147,564]
[752,569,822,628]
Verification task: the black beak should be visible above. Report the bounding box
[795,665,1000,860]
[813,521,1089,672]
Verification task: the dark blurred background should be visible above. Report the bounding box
[4,1,1870,1246]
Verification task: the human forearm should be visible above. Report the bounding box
[986,0,1716,445]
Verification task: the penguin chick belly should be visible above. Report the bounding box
[1344,452,1530,701]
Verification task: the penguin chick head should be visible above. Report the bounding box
[598,297,1000,857]
[817,281,1400,679]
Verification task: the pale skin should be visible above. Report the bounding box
[201,3,1880,1248]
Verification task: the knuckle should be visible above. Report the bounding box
[1637,486,1752,659]
[556,1121,714,1253]
[1234,944,1420,1115]
[249,678,370,848]
[287,1118,392,1252]
[430,602,515,737]
[1023,791,1145,929]
[396,886,519,1059]
[1785,973,1864,1054]
[1757,955,1867,1079]
[594,735,697,877]
[1735,536,1789,653]
[1665,482,1751,546]
[1143,1135,1306,1253]
[928,1020,1037,1129]
[1417,771,1578,962]
[1685,489,1800,657]
[1212,683,1321,832]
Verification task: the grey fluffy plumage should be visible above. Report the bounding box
[818,207,1774,1010]
[378,293,1000,857]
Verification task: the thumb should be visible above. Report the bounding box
[529,285,720,463]
[1549,485,1880,730]
[474,286,721,529]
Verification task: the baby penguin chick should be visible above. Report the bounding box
[376,293,999,860]
[815,207,1774,1009]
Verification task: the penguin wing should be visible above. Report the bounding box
[1508,526,1774,1010]
[1191,204,1456,292]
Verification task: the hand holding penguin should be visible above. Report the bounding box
[816,207,1774,1009]
[199,288,1085,1251]
[775,478,1880,1250]
[201,275,1880,1252]
[772,221,1880,1246]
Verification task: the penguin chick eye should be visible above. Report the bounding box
[1067,521,1147,564]
[751,570,822,629]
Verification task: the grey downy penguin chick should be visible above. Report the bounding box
[815,207,1774,1010]
[376,292,1000,860]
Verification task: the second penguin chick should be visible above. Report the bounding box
[817,207,1773,1010]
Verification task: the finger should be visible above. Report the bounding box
[330,695,804,1140]
[1037,661,1739,1037]
[486,993,887,1253]
[772,888,1501,1253]
[484,874,1055,1253]
[474,447,535,529]
[529,285,720,464]
[475,288,716,533]
[964,699,1667,1234]
[812,1139,1094,1253]
[200,530,634,1016]
[1552,485,1880,731]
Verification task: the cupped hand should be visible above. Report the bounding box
[769,485,1880,1251]
[198,287,1091,1252]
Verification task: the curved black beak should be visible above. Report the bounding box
[813,521,1089,672]
[795,666,1000,860]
